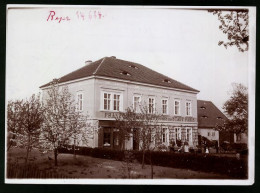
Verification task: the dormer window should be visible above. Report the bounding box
[201,115,208,118]
[163,79,171,83]
[200,106,206,109]
[217,117,223,119]
[120,71,131,76]
[129,65,138,69]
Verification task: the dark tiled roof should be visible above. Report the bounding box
[197,100,228,128]
[40,57,199,92]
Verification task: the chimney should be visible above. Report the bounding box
[111,56,116,59]
[85,60,92,65]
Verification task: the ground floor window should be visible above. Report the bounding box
[162,128,168,143]
[174,127,182,141]
[103,132,111,147]
[186,127,192,142]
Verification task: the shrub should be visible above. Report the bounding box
[231,143,248,152]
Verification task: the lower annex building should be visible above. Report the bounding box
[40,56,200,150]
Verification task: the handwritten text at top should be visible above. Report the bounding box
[46,10,105,23]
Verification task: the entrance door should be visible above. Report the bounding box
[113,131,120,150]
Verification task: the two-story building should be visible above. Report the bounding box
[40,56,200,150]
[197,100,228,146]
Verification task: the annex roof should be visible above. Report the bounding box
[40,56,199,92]
[197,100,228,128]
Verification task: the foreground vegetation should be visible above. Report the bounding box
[7,147,246,179]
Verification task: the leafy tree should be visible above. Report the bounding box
[41,81,88,166]
[209,9,249,52]
[217,83,248,136]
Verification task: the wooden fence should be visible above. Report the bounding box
[7,163,70,179]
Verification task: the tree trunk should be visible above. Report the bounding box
[25,135,31,164]
[73,143,76,159]
[25,146,30,164]
[7,135,16,151]
[142,150,145,169]
[7,141,13,151]
[54,148,58,166]
[150,151,153,179]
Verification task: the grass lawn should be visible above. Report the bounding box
[7,148,233,179]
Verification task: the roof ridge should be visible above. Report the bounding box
[56,59,102,81]
[93,57,106,75]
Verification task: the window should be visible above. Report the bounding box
[185,101,192,116]
[212,132,215,136]
[174,100,180,115]
[208,132,210,136]
[129,65,138,69]
[113,94,120,111]
[102,91,122,111]
[162,99,168,114]
[120,71,131,76]
[163,79,171,83]
[236,133,241,141]
[104,93,111,110]
[133,96,141,112]
[148,97,155,114]
[175,127,181,141]
[186,128,192,142]
[162,128,168,143]
[77,93,83,111]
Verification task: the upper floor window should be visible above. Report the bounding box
[133,96,141,113]
[104,93,111,110]
[185,101,192,116]
[102,91,122,111]
[77,93,83,111]
[174,100,180,115]
[148,97,155,114]
[162,99,168,114]
[113,94,120,111]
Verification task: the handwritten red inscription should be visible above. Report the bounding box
[47,11,70,23]
[46,10,105,23]
[76,10,104,21]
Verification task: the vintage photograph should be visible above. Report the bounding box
[5,5,255,185]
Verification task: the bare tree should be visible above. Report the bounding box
[115,103,163,179]
[7,100,22,151]
[19,94,44,163]
[67,107,89,158]
[137,104,163,178]
[209,9,249,52]
[7,94,43,164]
[114,107,140,150]
[40,81,88,166]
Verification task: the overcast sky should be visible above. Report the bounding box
[6,6,252,111]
